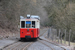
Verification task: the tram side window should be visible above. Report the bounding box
[21,21,25,28]
[32,21,35,28]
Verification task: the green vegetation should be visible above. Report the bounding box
[0,0,75,41]
[56,39,75,46]
[45,0,75,42]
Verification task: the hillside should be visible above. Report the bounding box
[0,0,75,42]
[0,0,51,37]
[44,0,75,42]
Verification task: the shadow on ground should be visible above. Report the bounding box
[18,38,38,42]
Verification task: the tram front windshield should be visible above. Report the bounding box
[21,21,35,28]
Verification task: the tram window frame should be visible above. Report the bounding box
[26,21,31,28]
[21,21,25,28]
[32,21,35,28]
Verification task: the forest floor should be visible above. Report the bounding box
[0,28,19,39]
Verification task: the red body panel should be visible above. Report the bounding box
[20,28,39,38]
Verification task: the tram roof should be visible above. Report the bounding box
[20,18,39,21]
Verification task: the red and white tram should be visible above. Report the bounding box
[20,15,40,40]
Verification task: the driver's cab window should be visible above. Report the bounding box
[21,21,36,28]
[26,21,31,28]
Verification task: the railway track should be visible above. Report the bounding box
[2,28,48,50]
[39,29,66,50]
[38,39,66,50]
[38,40,54,50]
[40,28,48,36]
[2,28,66,50]
[3,40,34,50]
[38,28,66,50]
[43,38,66,50]
[22,42,33,50]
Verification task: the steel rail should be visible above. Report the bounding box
[44,38,66,50]
[22,42,33,50]
[40,30,66,50]
[39,40,54,50]
[10,42,23,50]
